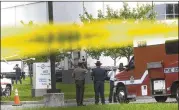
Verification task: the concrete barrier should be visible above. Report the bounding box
[44,93,64,107]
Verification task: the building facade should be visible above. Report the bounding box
[1,2,178,69]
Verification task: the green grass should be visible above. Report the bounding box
[23,103,178,110]
[1,77,110,101]
[57,81,110,99]
[1,77,43,101]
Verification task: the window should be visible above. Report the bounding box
[166,3,179,19]
[165,39,179,54]
[128,56,135,69]
[175,4,178,14]
[166,4,174,14]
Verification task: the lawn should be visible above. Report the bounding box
[56,80,110,99]
[23,103,178,110]
[1,77,110,101]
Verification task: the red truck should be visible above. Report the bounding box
[114,37,178,103]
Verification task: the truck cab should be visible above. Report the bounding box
[114,37,179,103]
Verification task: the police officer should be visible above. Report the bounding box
[13,64,22,84]
[91,61,106,105]
[72,61,88,106]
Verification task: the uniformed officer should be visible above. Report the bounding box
[72,61,88,106]
[91,61,106,105]
[13,64,22,84]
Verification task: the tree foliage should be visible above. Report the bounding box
[79,2,157,64]
[85,48,104,60]
[103,47,122,66]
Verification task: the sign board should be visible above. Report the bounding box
[33,63,51,89]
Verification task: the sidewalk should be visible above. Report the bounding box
[1,98,96,105]
[1,99,94,105]
[1,96,153,105]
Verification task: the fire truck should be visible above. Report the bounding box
[114,37,178,103]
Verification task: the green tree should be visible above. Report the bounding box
[103,48,122,66]
[80,2,157,64]
[85,48,104,60]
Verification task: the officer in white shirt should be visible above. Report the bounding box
[108,67,118,103]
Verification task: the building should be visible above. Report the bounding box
[1,1,178,70]
[154,2,178,20]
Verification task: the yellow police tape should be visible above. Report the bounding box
[1,19,178,60]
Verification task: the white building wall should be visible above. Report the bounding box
[1,7,16,27]
[53,2,83,23]
[1,2,48,27]
[15,2,48,26]
[1,2,176,68]
[1,2,48,73]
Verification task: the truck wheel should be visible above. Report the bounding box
[175,85,179,102]
[154,96,167,102]
[5,86,11,97]
[116,86,128,103]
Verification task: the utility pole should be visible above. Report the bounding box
[47,1,60,93]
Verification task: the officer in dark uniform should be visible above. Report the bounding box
[13,64,22,84]
[91,61,106,105]
[72,61,88,106]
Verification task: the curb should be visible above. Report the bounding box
[65,98,95,103]
[1,98,95,105]
[1,101,44,105]
[1,97,153,105]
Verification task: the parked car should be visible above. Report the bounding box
[0,74,13,96]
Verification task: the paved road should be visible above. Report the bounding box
[132,97,177,103]
[1,98,177,110]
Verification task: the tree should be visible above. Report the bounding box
[85,48,104,60]
[103,48,122,66]
[118,45,133,63]
[79,2,157,64]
